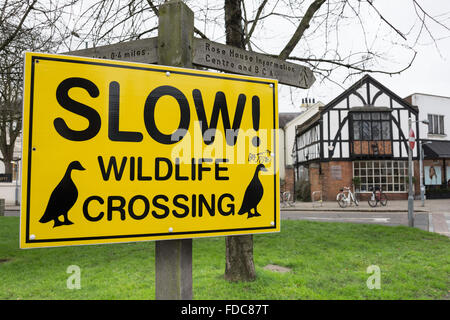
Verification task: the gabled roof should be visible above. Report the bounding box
[295,75,419,136]
[322,74,418,114]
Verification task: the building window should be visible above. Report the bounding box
[427,114,445,135]
[297,165,309,181]
[353,160,409,192]
[352,112,391,141]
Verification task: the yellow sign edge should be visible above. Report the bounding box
[19,52,280,249]
[25,51,280,85]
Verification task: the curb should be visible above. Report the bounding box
[280,207,429,213]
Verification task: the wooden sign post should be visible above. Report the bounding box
[60,0,195,300]
[154,0,194,300]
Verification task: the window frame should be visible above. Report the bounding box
[353,160,409,193]
[428,114,445,135]
[351,111,392,141]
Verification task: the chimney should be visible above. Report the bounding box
[301,97,316,109]
[300,98,306,108]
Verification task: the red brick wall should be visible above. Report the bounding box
[283,167,295,194]
[308,161,352,201]
[321,161,353,201]
[357,192,408,201]
[309,163,322,200]
[306,160,421,202]
[414,159,421,192]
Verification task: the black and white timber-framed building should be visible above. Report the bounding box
[294,75,420,200]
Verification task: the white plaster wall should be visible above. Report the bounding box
[279,129,285,179]
[284,102,323,166]
[0,183,20,204]
[409,94,450,141]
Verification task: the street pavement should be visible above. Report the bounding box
[280,199,450,237]
[282,211,430,231]
[3,199,450,237]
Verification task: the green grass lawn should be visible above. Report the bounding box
[0,216,449,299]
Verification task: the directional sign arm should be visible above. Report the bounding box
[193,38,315,88]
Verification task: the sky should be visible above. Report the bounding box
[295,35,450,112]
[33,0,450,112]
[277,0,450,112]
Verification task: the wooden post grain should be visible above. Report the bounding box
[155,0,194,300]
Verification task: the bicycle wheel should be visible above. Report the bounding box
[337,193,347,208]
[352,193,359,206]
[367,193,377,207]
[379,193,388,206]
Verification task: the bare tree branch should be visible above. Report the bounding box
[412,0,450,31]
[243,0,268,46]
[287,51,418,76]
[146,0,159,16]
[279,0,326,60]
[0,0,37,52]
[366,0,407,40]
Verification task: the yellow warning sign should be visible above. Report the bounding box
[20,52,279,248]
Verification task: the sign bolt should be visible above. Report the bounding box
[168,227,173,232]
[30,234,36,240]
[270,221,275,226]
[166,71,170,77]
[269,83,273,88]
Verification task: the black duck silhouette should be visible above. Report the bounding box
[39,161,85,227]
[237,163,267,218]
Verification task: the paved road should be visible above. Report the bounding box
[429,213,450,237]
[279,199,450,237]
[3,210,19,217]
[281,210,430,231]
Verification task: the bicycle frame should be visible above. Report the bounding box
[370,190,380,201]
[280,191,294,207]
[368,187,387,207]
[337,187,358,206]
[349,190,357,203]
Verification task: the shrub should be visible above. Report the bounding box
[295,178,311,202]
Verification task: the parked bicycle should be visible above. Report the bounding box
[368,186,388,207]
[280,191,294,207]
[336,186,359,208]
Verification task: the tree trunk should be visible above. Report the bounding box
[1,144,14,175]
[225,0,245,48]
[225,235,256,282]
[223,0,256,282]
[4,160,13,175]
